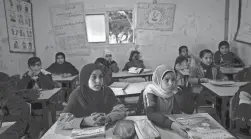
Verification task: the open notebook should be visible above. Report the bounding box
[167,113,235,139]
[128,67,151,74]
[71,126,105,139]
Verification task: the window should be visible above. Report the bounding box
[108,10,133,44]
[85,10,134,44]
[85,14,106,43]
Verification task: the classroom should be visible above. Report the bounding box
[1,0,251,138]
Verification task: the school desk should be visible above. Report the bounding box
[52,75,79,100]
[112,71,153,81]
[220,67,243,80]
[201,82,248,128]
[36,88,62,131]
[0,122,16,134]
[40,116,184,139]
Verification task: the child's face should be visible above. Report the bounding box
[180,48,188,57]
[219,45,229,54]
[56,55,65,64]
[161,72,177,92]
[29,61,42,75]
[88,69,103,91]
[105,54,112,62]
[201,53,213,66]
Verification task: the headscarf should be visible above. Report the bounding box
[144,65,177,99]
[55,52,66,62]
[79,63,102,93]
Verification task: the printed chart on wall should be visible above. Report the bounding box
[235,0,251,44]
[136,3,176,31]
[4,0,35,53]
[50,2,89,53]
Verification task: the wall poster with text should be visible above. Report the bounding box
[4,0,35,53]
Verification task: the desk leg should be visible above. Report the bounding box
[221,97,229,128]
[148,75,152,81]
[41,102,50,131]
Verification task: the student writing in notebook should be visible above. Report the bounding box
[57,64,126,129]
[46,52,79,78]
[122,50,145,71]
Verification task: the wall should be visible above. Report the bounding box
[33,0,225,70]
[0,0,33,76]
[229,0,251,66]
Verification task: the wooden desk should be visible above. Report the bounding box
[201,82,248,128]
[111,82,150,97]
[220,67,243,74]
[112,71,153,81]
[41,116,183,139]
[53,75,79,101]
[0,122,15,134]
[36,88,62,131]
[52,75,78,82]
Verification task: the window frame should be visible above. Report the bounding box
[85,8,135,45]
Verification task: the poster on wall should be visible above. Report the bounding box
[235,0,251,44]
[136,3,176,31]
[4,0,35,53]
[50,2,89,53]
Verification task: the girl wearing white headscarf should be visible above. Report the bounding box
[104,49,119,73]
[143,65,197,138]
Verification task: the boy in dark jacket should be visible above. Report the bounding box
[19,57,55,90]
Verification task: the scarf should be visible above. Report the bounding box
[144,65,177,99]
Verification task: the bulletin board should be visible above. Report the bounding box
[235,0,251,44]
[49,2,89,52]
[4,0,35,53]
[136,3,176,31]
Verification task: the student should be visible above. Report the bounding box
[232,83,251,136]
[177,45,199,68]
[214,41,244,67]
[174,56,189,86]
[57,64,126,129]
[0,72,40,139]
[94,58,113,86]
[234,65,251,82]
[122,50,145,71]
[143,65,207,138]
[46,52,79,77]
[189,49,228,85]
[104,49,119,73]
[18,57,55,90]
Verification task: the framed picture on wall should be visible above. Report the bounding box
[4,0,35,53]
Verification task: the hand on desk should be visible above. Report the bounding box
[171,122,188,138]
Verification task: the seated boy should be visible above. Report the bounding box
[0,72,40,139]
[19,57,55,90]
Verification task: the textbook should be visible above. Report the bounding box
[71,126,105,139]
[110,82,129,90]
[167,113,235,139]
